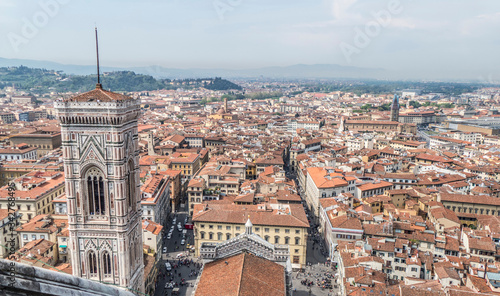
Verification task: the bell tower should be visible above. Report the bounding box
[391,94,400,122]
[54,28,144,293]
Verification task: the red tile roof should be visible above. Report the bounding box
[195,252,285,296]
[192,203,309,228]
[65,85,132,102]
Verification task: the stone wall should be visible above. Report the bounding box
[0,259,135,296]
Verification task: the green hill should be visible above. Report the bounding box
[0,66,242,94]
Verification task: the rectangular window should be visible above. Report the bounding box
[275,229,279,233]
[32,235,36,240]
[285,229,290,234]
[226,226,231,230]
[209,225,213,229]
[236,226,240,231]
[293,256,300,264]
[255,227,260,231]
[200,224,205,228]
[217,225,222,230]
[295,230,300,234]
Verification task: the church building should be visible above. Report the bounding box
[55,82,145,293]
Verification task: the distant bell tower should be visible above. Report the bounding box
[391,94,400,122]
[148,131,156,156]
[54,28,144,293]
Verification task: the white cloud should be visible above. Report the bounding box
[331,0,358,20]
[461,12,500,35]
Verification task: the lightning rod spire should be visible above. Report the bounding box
[95,27,102,89]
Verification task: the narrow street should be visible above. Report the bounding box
[153,207,200,296]
[287,169,341,296]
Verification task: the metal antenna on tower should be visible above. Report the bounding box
[95,27,102,89]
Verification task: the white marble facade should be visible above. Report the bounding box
[55,90,145,293]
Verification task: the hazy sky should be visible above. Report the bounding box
[1,0,500,80]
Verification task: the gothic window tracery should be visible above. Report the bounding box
[88,251,97,277]
[127,160,135,211]
[103,251,112,276]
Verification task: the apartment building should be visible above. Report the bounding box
[141,174,171,226]
[0,209,21,258]
[187,178,205,216]
[169,152,201,183]
[305,167,355,219]
[192,202,309,269]
[438,193,500,219]
[0,171,64,222]
[0,144,38,161]
[142,219,163,262]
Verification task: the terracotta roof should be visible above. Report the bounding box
[357,181,393,191]
[440,193,500,206]
[142,219,163,235]
[65,85,132,102]
[329,215,363,230]
[466,275,493,293]
[0,173,65,200]
[192,203,309,228]
[468,236,496,252]
[0,209,11,221]
[434,265,460,281]
[195,252,286,296]
[275,190,301,202]
[399,285,446,296]
[416,153,453,163]
[235,193,255,203]
[16,214,68,233]
[306,167,349,189]
[164,134,185,144]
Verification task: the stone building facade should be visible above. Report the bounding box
[55,84,144,293]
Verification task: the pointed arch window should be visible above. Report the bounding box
[127,161,135,211]
[103,251,112,276]
[86,168,106,215]
[88,251,97,277]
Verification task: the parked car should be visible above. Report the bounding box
[165,262,172,271]
[181,239,185,245]
[162,247,167,253]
